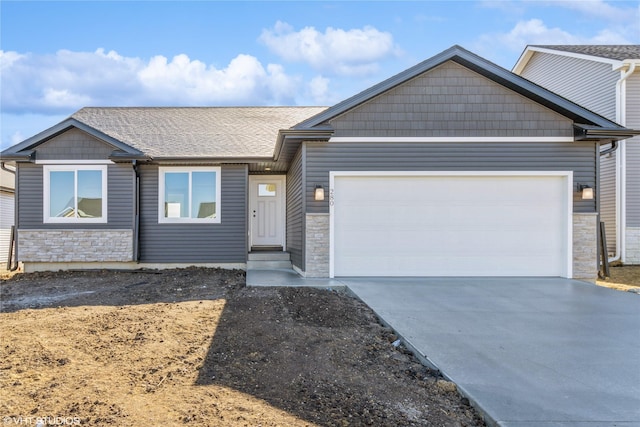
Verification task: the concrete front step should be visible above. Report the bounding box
[247,251,292,270]
[248,251,290,261]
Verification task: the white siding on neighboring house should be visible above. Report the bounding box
[626,73,640,228]
[0,191,15,266]
[517,51,623,255]
[519,52,618,120]
[600,152,617,255]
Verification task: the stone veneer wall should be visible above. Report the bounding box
[573,213,598,281]
[625,227,640,265]
[18,230,133,262]
[304,214,330,278]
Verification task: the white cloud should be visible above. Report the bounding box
[259,21,398,76]
[540,0,632,22]
[476,17,632,58]
[10,131,24,146]
[0,50,25,69]
[1,113,68,150]
[307,75,332,105]
[0,48,303,114]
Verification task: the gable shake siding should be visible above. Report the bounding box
[35,128,117,160]
[138,164,247,264]
[286,146,305,270]
[331,62,573,138]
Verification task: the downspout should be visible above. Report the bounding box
[133,161,141,262]
[1,162,18,271]
[611,61,637,263]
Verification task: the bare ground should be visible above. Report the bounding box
[596,265,640,293]
[0,268,485,426]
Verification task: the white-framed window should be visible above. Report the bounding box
[158,167,221,224]
[43,165,108,223]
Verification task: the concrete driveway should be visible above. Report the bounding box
[344,277,640,427]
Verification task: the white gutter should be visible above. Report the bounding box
[611,60,638,263]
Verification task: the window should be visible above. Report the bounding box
[43,165,108,223]
[159,167,221,223]
[258,183,277,197]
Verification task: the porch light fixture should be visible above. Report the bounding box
[314,185,325,201]
[577,183,594,200]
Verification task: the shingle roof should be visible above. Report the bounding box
[530,45,640,61]
[70,107,328,159]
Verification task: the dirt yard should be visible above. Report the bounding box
[596,265,640,292]
[0,268,485,426]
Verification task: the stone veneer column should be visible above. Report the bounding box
[304,213,330,278]
[625,227,640,264]
[18,230,133,263]
[573,213,598,282]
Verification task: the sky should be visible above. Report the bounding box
[1,0,639,151]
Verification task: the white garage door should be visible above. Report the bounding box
[331,173,571,277]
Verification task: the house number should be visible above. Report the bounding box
[329,188,335,206]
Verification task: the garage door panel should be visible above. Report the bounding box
[336,253,562,277]
[332,174,569,277]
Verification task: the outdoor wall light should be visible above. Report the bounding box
[314,185,325,201]
[577,183,594,200]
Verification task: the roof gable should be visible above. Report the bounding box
[0,118,144,161]
[329,60,573,138]
[296,45,628,132]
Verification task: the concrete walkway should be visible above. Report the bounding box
[343,277,640,427]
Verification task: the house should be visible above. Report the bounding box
[1,45,637,281]
[0,166,15,267]
[513,45,640,264]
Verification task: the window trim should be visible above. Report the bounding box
[43,164,108,224]
[158,166,221,224]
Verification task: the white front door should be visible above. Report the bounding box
[249,176,285,248]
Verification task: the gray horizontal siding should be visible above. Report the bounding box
[36,128,116,160]
[17,162,134,229]
[519,52,618,121]
[331,61,574,138]
[138,164,247,263]
[626,73,640,226]
[304,141,597,214]
[286,147,304,269]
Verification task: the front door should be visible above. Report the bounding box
[249,176,285,249]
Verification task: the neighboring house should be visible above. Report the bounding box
[0,166,15,266]
[1,45,637,281]
[513,45,640,264]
